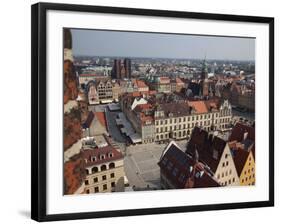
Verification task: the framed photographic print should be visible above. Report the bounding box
[31,2,274,222]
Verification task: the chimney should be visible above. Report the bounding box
[243,132,248,140]
[194,149,199,163]
[213,149,218,160]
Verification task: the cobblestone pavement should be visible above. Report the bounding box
[88,104,190,190]
[124,140,188,189]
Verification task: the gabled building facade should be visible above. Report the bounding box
[158,141,220,189]
[186,127,240,186]
[229,122,255,186]
[120,92,233,144]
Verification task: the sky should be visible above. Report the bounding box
[71,29,255,61]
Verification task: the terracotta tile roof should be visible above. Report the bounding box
[149,90,157,95]
[188,101,209,113]
[205,97,220,110]
[186,127,227,172]
[82,145,123,167]
[159,77,170,84]
[157,102,192,117]
[176,78,184,84]
[232,149,250,176]
[94,112,107,130]
[191,171,220,188]
[229,122,255,142]
[158,142,219,189]
[140,113,154,124]
[158,143,193,188]
[134,80,148,88]
[82,111,107,130]
[132,92,142,97]
[134,103,153,112]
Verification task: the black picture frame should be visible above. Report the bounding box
[31,2,274,222]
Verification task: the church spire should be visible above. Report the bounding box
[201,56,208,80]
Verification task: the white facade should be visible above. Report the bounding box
[213,144,240,186]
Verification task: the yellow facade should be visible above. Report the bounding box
[239,151,255,186]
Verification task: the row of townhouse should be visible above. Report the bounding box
[154,99,232,142]
[87,78,149,105]
[158,123,255,189]
[120,93,232,144]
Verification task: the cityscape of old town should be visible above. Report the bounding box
[63,28,255,195]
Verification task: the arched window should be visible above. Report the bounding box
[108,153,114,158]
[101,164,107,171]
[109,162,115,169]
[85,169,89,175]
[92,167,98,173]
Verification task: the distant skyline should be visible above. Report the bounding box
[71,29,255,61]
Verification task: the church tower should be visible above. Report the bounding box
[201,58,208,81]
[200,58,209,97]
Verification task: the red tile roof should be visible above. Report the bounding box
[140,113,154,124]
[176,78,184,84]
[134,103,153,112]
[94,112,107,130]
[190,171,220,188]
[158,143,194,188]
[229,122,255,142]
[158,142,220,189]
[82,145,123,167]
[134,80,148,88]
[232,149,251,176]
[82,111,107,130]
[186,127,227,172]
[188,101,209,113]
[159,77,170,84]
[188,98,220,114]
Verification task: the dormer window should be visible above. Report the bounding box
[108,152,114,158]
